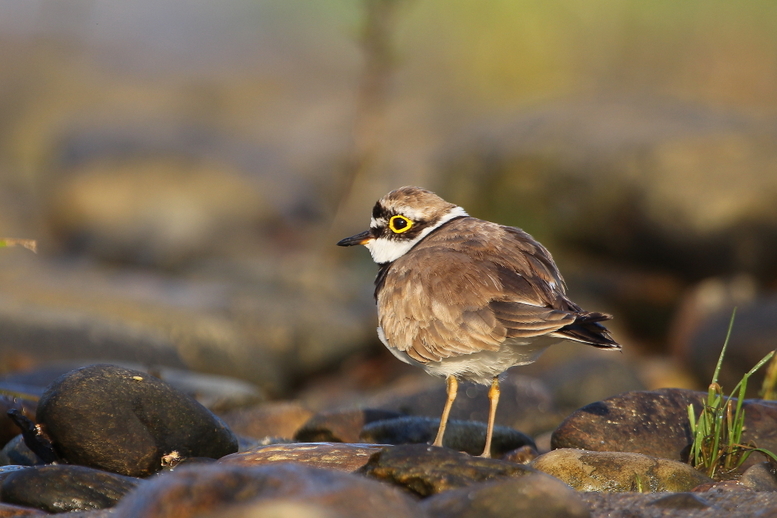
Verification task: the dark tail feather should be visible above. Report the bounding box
[553,311,622,350]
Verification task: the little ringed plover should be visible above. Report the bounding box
[338,186,621,457]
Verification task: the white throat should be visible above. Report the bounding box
[364,206,468,264]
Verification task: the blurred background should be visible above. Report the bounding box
[1,0,777,406]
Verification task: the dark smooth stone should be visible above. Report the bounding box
[358,443,536,497]
[36,364,238,476]
[0,464,140,513]
[294,408,405,443]
[360,416,535,458]
[422,472,590,518]
[552,388,777,472]
[112,462,424,518]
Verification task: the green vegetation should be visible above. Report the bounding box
[687,309,777,479]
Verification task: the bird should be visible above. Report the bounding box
[337,186,621,457]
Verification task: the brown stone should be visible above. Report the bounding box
[218,442,385,472]
[531,449,713,492]
[551,388,777,472]
[358,444,536,497]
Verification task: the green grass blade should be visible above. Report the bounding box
[712,308,737,386]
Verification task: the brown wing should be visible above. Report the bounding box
[376,218,581,364]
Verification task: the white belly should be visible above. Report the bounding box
[377,326,558,385]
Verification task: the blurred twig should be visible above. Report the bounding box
[0,238,37,253]
[331,0,411,233]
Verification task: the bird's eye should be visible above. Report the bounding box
[389,215,413,234]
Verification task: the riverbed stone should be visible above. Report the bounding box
[36,364,238,476]
[531,448,713,492]
[552,388,777,471]
[358,443,536,497]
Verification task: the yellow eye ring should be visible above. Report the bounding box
[389,215,414,234]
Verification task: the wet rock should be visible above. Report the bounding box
[360,416,535,458]
[0,464,140,513]
[219,401,313,440]
[531,449,712,492]
[373,373,559,437]
[552,388,777,469]
[739,462,777,492]
[219,443,385,472]
[295,408,404,443]
[0,436,42,467]
[358,444,536,497]
[112,463,424,518]
[552,388,705,460]
[36,364,238,477]
[421,472,590,518]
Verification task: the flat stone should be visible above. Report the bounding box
[358,444,536,497]
[360,416,535,458]
[531,448,712,492]
[36,364,238,476]
[422,472,590,518]
[218,443,385,472]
